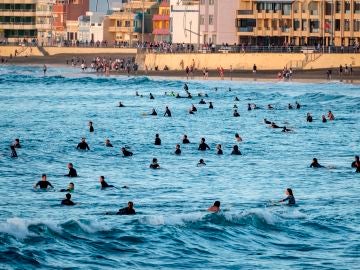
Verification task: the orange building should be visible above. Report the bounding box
[152,0,170,42]
[53,0,89,41]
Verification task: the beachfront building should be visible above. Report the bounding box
[236,0,360,47]
[152,0,170,42]
[199,0,238,45]
[77,12,111,45]
[53,0,89,43]
[170,0,200,44]
[0,0,54,45]
[107,0,158,45]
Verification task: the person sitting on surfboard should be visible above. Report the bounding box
[310,158,324,168]
[34,174,54,190]
[99,176,114,189]
[61,193,75,206]
[117,201,136,215]
[279,188,296,205]
[208,201,220,212]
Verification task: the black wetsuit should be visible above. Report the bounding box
[77,142,90,150]
[217,149,223,155]
[155,138,161,145]
[101,181,114,188]
[35,181,53,189]
[117,207,136,215]
[150,111,157,116]
[209,104,213,109]
[89,126,94,132]
[281,195,296,205]
[123,149,133,157]
[199,100,206,104]
[307,116,313,122]
[310,162,323,168]
[164,109,172,117]
[150,163,160,169]
[65,168,77,177]
[234,112,240,117]
[61,199,75,206]
[351,161,359,168]
[183,138,190,144]
[198,142,210,151]
[231,150,242,155]
[192,107,197,112]
[175,149,181,155]
[106,143,113,147]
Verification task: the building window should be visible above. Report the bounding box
[344,19,350,31]
[125,20,131,27]
[293,19,300,31]
[272,19,277,30]
[335,1,341,13]
[325,2,332,15]
[335,19,341,31]
[345,1,351,13]
[209,0,214,5]
[354,20,360,31]
[355,2,360,14]
[200,15,204,25]
[301,19,307,31]
[209,15,213,25]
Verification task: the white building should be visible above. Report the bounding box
[77,12,110,43]
[170,0,200,44]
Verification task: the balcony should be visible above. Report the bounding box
[238,27,254,32]
[0,23,36,30]
[108,26,133,33]
[237,10,253,15]
[152,14,170,21]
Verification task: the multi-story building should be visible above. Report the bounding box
[53,0,89,42]
[77,12,111,43]
[0,0,54,44]
[199,0,238,45]
[170,0,200,44]
[152,0,170,42]
[236,0,360,47]
[107,0,158,44]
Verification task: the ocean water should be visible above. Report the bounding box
[0,65,359,270]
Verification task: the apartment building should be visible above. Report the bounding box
[107,0,158,44]
[199,0,238,45]
[152,0,170,42]
[0,0,54,44]
[236,0,360,47]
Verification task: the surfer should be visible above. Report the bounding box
[198,138,210,151]
[310,158,324,168]
[150,158,160,169]
[208,201,220,212]
[121,147,133,157]
[231,145,242,155]
[60,182,74,193]
[34,174,54,190]
[64,163,77,177]
[105,139,113,147]
[99,176,114,189]
[77,138,90,150]
[61,193,75,206]
[279,188,296,205]
[117,201,136,215]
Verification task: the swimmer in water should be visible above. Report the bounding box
[64,163,77,177]
[164,106,172,117]
[282,126,292,132]
[295,101,301,109]
[233,110,240,117]
[61,193,75,206]
[268,104,274,110]
[209,102,214,109]
[99,176,114,189]
[154,134,161,145]
[150,108,157,116]
[191,104,197,112]
[34,174,54,190]
[310,158,324,168]
[89,121,94,132]
[12,138,21,148]
[264,118,271,124]
[197,159,206,166]
[105,139,113,147]
[322,115,327,123]
[182,135,190,144]
[77,138,90,150]
[271,122,281,128]
[175,144,181,155]
[327,110,335,120]
[43,64,47,75]
[150,158,160,169]
[135,91,140,96]
[60,182,74,192]
[235,133,243,142]
[117,102,125,107]
[121,147,133,157]
[306,113,313,122]
[279,188,296,205]
[216,144,223,155]
[198,138,210,151]
[149,93,155,100]
[10,145,18,158]
[199,99,206,105]
[351,156,360,168]
[247,104,252,111]
[208,201,220,212]
[234,97,239,101]
[288,104,293,109]
[231,145,242,155]
[116,201,136,215]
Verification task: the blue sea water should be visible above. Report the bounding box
[0,65,359,269]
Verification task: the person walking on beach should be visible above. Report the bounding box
[253,64,257,75]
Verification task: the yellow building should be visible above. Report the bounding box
[152,0,170,42]
[107,0,158,44]
[236,0,360,47]
[0,0,54,44]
